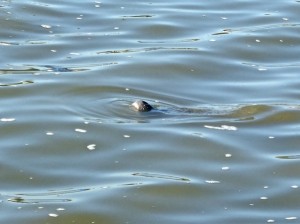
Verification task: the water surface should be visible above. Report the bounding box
[1,0,300,223]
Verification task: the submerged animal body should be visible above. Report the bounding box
[131,99,223,117]
[130,100,277,123]
[132,100,153,112]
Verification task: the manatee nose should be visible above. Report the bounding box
[132,100,153,112]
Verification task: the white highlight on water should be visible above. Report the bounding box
[205,180,220,184]
[221,166,230,171]
[1,118,15,122]
[204,125,237,131]
[87,144,96,150]
[225,153,232,158]
[75,128,87,133]
[41,24,51,29]
[285,217,297,220]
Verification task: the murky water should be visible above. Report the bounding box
[1,0,300,223]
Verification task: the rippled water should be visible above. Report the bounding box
[1,0,300,223]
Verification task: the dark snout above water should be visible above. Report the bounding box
[132,100,153,112]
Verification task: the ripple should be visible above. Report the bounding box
[0,80,33,87]
[79,97,208,124]
[122,14,153,18]
[80,98,166,124]
[276,155,300,160]
[96,47,198,55]
[0,41,19,46]
[132,172,190,182]
[6,188,90,204]
[0,65,90,75]
[8,197,71,204]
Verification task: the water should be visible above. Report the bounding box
[1,0,300,223]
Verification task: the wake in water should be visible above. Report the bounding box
[78,97,300,124]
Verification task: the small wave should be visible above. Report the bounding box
[6,188,89,204]
[8,197,71,204]
[132,172,190,182]
[97,47,198,55]
[81,98,172,124]
[276,155,300,160]
[0,80,33,87]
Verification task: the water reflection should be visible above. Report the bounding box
[132,172,190,182]
[97,47,198,55]
[8,197,71,204]
[276,155,300,160]
[0,80,33,87]
[0,65,91,75]
[5,188,90,204]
